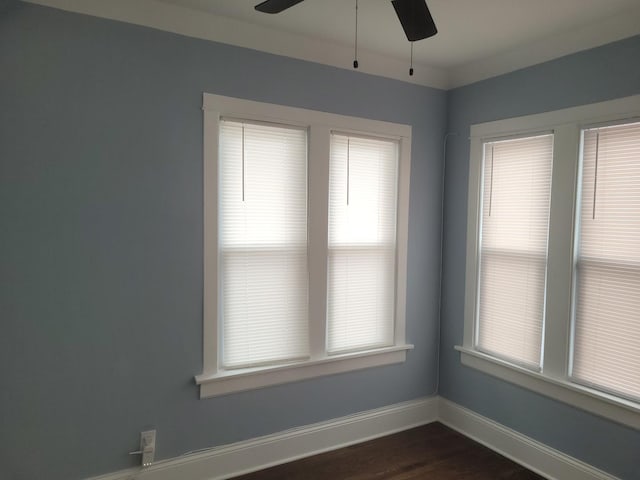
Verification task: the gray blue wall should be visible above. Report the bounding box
[440,35,640,480]
[0,3,446,479]
[2,2,640,480]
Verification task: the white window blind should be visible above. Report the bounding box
[327,134,398,353]
[476,134,553,368]
[219,119,309,368]
[572,121,640,401]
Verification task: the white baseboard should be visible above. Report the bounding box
[90,396,621,480]
[89,397,439,480]
[437,398,621,480]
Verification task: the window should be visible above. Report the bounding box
[197,94,412,398]
[460,94,640,429]
[327,134,399,353]
[218,120,309,368]
[572,121,640,402]
[476,135,553,368]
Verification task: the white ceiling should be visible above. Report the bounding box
[158,0,640,68]
[27,0,640,89]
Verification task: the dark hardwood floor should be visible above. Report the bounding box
[232,422,545,480]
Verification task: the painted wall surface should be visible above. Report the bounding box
[440,35,640,480]
[0,3,446,480]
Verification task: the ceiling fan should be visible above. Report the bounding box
[254,0,438,42]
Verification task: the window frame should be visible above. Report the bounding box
[197,93,413,399]
[459,94,640,429]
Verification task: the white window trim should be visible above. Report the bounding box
[460,94,640,430]
[197,93,413,399]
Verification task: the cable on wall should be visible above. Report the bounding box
[431,131,458,396]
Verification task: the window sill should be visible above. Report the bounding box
[196,344,414,399]
[455,346,640,430]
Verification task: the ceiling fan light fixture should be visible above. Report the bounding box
[391,0,437,42]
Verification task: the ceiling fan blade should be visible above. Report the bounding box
[255,0,305,14]
[391,0,438,42]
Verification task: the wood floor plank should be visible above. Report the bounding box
[232,423,545,480]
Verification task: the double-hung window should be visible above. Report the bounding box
[327,134,399,353]
[460,94,640,429]
[218,120,309,368]
[197,94,412,398]
[475,135,553,368]
[572,121,640,402]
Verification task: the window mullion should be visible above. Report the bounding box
[542,124,580,379]
[394,134,411,344]
[308,124,331,359]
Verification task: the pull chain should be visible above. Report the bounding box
[353,0,359,69]
[241,124,245,202]
[592,132,600,219]
[488,145,494,216]
[409,42,414,76]
[347,138,351,205]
